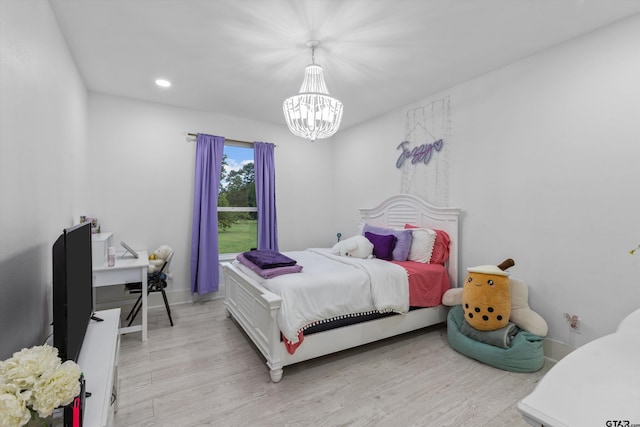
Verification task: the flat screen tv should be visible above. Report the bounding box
[53,221,93,362]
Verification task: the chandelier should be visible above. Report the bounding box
[283,41,343,142]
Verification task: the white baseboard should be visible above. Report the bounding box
[542,337,576,363]
[94,285,225,312]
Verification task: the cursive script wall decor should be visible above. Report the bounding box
[396,138,444,168]
[399,97,451,206]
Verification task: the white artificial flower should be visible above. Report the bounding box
[0,383,32,427]
[0,345,81,425]
[31,360,81,418]
[0,345,60,390]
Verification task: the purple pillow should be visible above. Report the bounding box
[362,224,413,261]
[364,231,397,261]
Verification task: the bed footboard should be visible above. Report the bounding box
[222,262,285,382]
[223,260,450,383]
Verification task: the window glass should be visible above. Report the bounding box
[218,144,257,254]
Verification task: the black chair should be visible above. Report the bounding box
[125,251,174,327]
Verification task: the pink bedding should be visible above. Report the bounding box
[391,260,450,307]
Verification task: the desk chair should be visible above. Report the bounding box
[125,251,174,327]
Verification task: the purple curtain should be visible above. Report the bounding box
[254,142,278,251]
[190,134,225,294]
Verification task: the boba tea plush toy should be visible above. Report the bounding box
[462,259,514,331]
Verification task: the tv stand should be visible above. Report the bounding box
[77,308,120,427]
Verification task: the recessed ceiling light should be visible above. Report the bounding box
[155,79,171,88]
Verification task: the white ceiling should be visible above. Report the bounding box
[49,0,640,130]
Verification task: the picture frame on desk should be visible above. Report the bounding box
[80,216,100,234]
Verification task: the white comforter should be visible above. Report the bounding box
[233,248,409,344]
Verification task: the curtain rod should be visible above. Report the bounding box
[186,132,253,145]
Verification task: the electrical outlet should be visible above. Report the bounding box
[563,313,580,331]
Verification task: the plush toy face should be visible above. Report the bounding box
[462,269,511,331]
[153,245,172,260]
[443,277,548,337]
[350,236,373,258]
[331,236,373,259]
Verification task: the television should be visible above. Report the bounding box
[53,221,94,362]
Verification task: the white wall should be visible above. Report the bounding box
[333,14,640,351]
[0,0,88,359]
[3,0,637,359]
[87,93,335,305]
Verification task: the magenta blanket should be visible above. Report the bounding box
[242,249,297,269]
[236,253,303,279]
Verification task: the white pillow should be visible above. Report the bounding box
[407,228,437,263]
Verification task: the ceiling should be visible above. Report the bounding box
[49,0,640,130]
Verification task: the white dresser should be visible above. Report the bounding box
[77,308,120,427]
[518,308,640,426]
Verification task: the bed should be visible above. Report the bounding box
[222,194,461,382]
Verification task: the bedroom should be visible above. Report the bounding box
[1,0,639,425]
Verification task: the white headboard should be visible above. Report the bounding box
[358,194,461,287]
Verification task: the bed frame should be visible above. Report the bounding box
[222,194,461,382]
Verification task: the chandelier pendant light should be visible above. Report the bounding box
[283,40,344,142]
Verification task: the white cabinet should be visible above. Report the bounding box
[77,308,120,427]
[91,232,113,268]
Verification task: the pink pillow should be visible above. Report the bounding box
[431,230,451,265]
[404,224,451,265]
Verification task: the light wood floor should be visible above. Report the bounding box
[114,300,552,427]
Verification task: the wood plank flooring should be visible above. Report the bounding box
[115,300,552,426]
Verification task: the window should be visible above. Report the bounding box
[218,142,257,254]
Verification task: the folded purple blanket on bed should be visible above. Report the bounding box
[242,249,297,269]
[236,253,303,278]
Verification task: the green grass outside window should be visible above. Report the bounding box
[218,219,257,254]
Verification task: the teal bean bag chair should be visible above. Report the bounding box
[447,305,544,372]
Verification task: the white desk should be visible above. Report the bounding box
[93,251,149,341]
[518,308,640,426]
